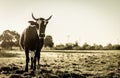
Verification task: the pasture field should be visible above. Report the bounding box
[0,50,120,78]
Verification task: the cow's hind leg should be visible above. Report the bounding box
[25,49,29,72]
[30,51,34,69]
[31,57,34,69]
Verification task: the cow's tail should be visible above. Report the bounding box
[19,32,24,49]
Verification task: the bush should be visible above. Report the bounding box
[72,46,81,50]
[65,43,73,50]
[54,44,65,50]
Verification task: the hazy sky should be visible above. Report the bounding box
[0,0,120,45]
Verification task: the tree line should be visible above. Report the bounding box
[54,42,120,50]
[0,30,120,50]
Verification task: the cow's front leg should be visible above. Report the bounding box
[38,38,44,65]
[37,50,40,65]
[25,49,29,72]
[33,51,37,71]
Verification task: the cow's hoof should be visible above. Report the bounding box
[25,69,28,72]
[30,70,35,76]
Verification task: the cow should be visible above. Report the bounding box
[20,13,52,72]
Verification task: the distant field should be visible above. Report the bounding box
[0,50,120,78]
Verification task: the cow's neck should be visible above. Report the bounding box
[36,28,40,37]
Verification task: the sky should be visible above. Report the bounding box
[0,0,120,45]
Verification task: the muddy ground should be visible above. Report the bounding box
[0,50,120,78]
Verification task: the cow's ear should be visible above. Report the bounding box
[28,21,34,24]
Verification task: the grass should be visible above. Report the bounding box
[0,50,18,57]
[0,50,120,78]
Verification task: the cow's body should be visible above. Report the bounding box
[20,13,52,72]
[20,26,44,71]
[21,26,43,51]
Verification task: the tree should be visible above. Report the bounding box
[44,35,54,47]
[72,41,81,50]
[91,44,103,50]
[104,43,113,50]
[113,44,120,50]
[0,30,20,49]
[82,42,91,50]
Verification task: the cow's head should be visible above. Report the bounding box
[32,13,52,38]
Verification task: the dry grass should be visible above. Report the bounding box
[0,50,120,78]
[0,50,18,57]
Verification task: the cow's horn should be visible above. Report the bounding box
[32,13,37,20]
[47,15,52,21]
